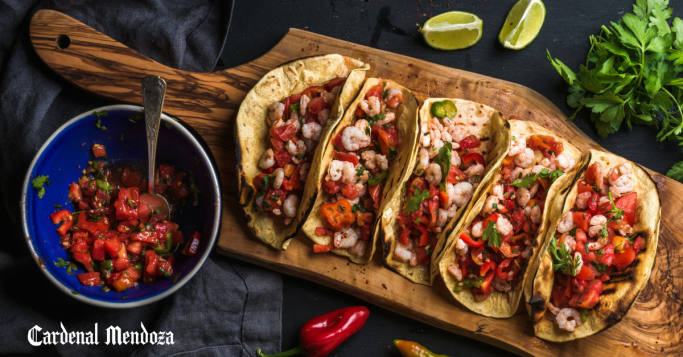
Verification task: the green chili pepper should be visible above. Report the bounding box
[134,262,143,271]
[368,170,388,187]
[430,100,457,119]
[154,233,174,254]
[96,179,112,192]
[394,340,450,357]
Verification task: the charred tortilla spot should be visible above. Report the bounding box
[602,288,616,295]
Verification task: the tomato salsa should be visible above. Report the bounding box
[49,144,202,292]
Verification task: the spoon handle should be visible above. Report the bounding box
[141,75,167,195]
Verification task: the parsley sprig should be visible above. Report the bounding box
[482,222,502,248]
[31,175,50,199]
[549,236,581,276]
[510,168,564,188]
[547,0,683,180]
[433,141,452,184]
[404,187,430,213]
[599,192,625,238]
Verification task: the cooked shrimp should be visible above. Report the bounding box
[451,150,462,168]
[272,208,282,216]
[517,187,531,207]
[299,162,311,182]
[448,262,463,281]
[255,195,265,208]
[283,195,300,218]
[425,163,443,186]
[587,236,608,251]
[576,191,592,210]
[525,205,542,224]
[560,233,576,252]
[446,203,459,217]
[598,196,610,206]
[360,96,381,117]
[385,88,404,108]
[302,122,323,141]
[272,168,285,189]
[452,182,474,207]
[493,276,512,292]
[267,102,285,125]
[375,112,395,126]
[429,139,444,159]
[334,227,358,249]
[483,196,500,215]
[420,124,431,147]
[588,215,607,237]
[455,238,469,256]
[619,225,633,236]
[327,160,346,181]
[348,240,367,257]
[303,138,314,154]
[299,95,310,116]
[322,90,336,105]
[509,135,527,156]
[609,174,634,198]
[472,221,484,237]
[415,148,430,174]
[429,129,442,143]
[592,162,605,191]
[286,140,307,156]
[510,167,526,181]
[514,148,535,168]
[556,211,576,233]
[375,154,389,171]
[497,216,513,235]
[395,242,417,266]
[540,157,556,170]
[532,165,547,175]
[436,208,449,227]
[547,302,562,316]
[573,252,583,275]
[318,108,330,126]
[341,126,371,151]
[556,308,582,332]
[441,130,453,143]
[357,167,369,183]
[259,149,276,169]
[340,161,357,185]
[492,181,505,199]
[446,183,456,207]
[447,124,470,143]
[529,182,540,198]
[285,116,300,131]
[465,163,485,180]
[555,153,575,171]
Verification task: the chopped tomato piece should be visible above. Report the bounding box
[461,152,485,166]
[75,212,99,235]
[274,149,292,167]
[78,272,102,286]
[459,135,481,150]
[323,179,343,195]
[181,231,202,256]
[325,77,346,90]
[341,184,360,200]
[446,165,467,183]
[585,162,603,187]
[573,212,591,232]
[68,182,83,202]
[132,230,157,244]
[595,244,615,266]
[114,187,140,220]
[307,97,326,115]
[301,85,326,98]
[112,274,135,292]
[438,190,449,206]
[113,244,130,271]
[73,252,94,272]
[271,137,285,152]
[270,124,297,142]
[121,166,142,187]
[104,239,121,258]
[315,227,334,237]
[368,182,383,209]
[320,200,355,230]
[613,245,637,271]
[355,107,365,118]
[365,83,383,99]
[263,189,287,212]
[575,264,597,281]
[91,239,106,261]
[528,135,563,157]
[92,144,106,158]
[145,250,158,275]
[615,192,637,226]
[377,128,399,156]
[126,241,143,255]
[313,244,334,253]
[577,280,603,309]
[281,164,302,191]
[333,151,359,166]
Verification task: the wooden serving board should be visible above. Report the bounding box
[29,9,682,356]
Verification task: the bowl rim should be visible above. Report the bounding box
[20,104,222,309]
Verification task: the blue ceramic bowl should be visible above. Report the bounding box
[21,105,221,308]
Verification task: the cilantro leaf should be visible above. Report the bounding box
[433,141,452,184]
[403,188,430,213]
[31,175,50,199]
[482,222,502,249]
[673,17,683,49]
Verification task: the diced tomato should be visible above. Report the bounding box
[307,97,326,115]
[271,137,286,153]
[573,212,591,232]
[577,280,603,309]
[126,241,143,254]
[366,83,383,99]
[614,192,637,226]
[341,184,360,200]
[461,153,485,166]
[325,77,346,91]
[313,244,334,253]
[270,124,297,142]
[104,239,121,258]
[576,264,597,281]
[274,149,292,167]
[459,135,481,150]
[474,270,496,301]
[91,239,105,261]
[92,144,106,158]
[398,227,412,245]
[333,151,359,166]
[320,200,355,230]
[369,182,383,209]
[70,239,88,253]
[124,265,142,280]
[51,210,74,236]
[596,244,615,266]
[68,182,83,202]
[613,245,637,271]
[96,216,111,233]
[145,250,158,275]
[482,213,499,229]
[577,180,594,194]
[323,178,343,194]
[575,228,588,243]
[72,252,93,272]
[75,212,99,235]
[157,258,173,277]
[446,165,466,183]
[302,86,326,98]
[114,187,140,220]
[409,177,428,192]
[263,189,287,212]
[438,190,449,207]
[112,274,134,293]
[359,224,372,241]
[427,198,439,226]
[585,162,603,186]
[377,127,399,156]
[587,192,600,215]
[181,231,202,256]
[528,135,563,157]
[117,221,135,234]
[355,107,365,118]
[77,271,102,286]
[131,230,157,244]
[315,227,334,237]
[253,173,269,191]
[552,284,569,307]
[332,130,345,149]
[155,164,174,181]
[121,166,142,187]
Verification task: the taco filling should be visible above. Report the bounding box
[545,161,642,332]
[313,80,404,257]
[393,100,484,267]
[253,76,348,225]
[447,133,576,300]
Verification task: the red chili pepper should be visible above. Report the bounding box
[257,306,369,357]
[394,340,450,357]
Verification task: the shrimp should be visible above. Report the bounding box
[303,138,314,153]
[529,182,540,198]
[359,96,381,117]
[619,225,633,236]
[588,215,607,237]
[267,101,285,125]
[436,208,449,227]
[465,164,485,181]
[447,124,470,143]
[441,130,453,143]
[334,227,358,249]
[514,148,535,168]
[299,162,311,182]
[340,161,357,185]
[575,191,592,210]
[452,182,474,207]
[540,157,556,170]
[556,308,583,332]
[341,126,371,151]
[354,182,367,197]
[573,252,583,275]
[299,95,310,116]
[609,174,634,198]
[509,135,527,157]
[255,195,265,208]
[395,242,417,266]
[555,153,575,171]
[525,205,542,224]
[492,181,505,199]
[517,187,531,207]
[556,211,576,234]
[429,129,443,143]
[348,240,367,257]
[357,167,369,183]
[375,112,395,126]
[559,233,576,252]
[302,122,323,141]
[385,88,404,108]
[455,238,469,256]
[286,140,307,156]
[446,203,459,217]
[322,90,336,105]
[374,154,389,171]
[510,167,526,181]
[272,168,285,189]
[259,149,276,169]
[448,262,463,281]
[318,108,330,126]
[587,237,608,251]
[272,208,282,216]
[532,165,547,175]
[429,139,444,159]
[598,196,610,206]
[497,216,513,236]
[425,163,443,186]
[592,162,605,191]
[446,183,456,207]
[451,150,462,168]
[415,148,430,174]
[327,160,347,181]
[362,151,388,171]
[420,124,432,147]
[472,221,484,237]
[482,196,500,215]
[285,116,300,131]
[337,192,359,205]
[283,195,300,218]
[493,276,512,292]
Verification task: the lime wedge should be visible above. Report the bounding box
[499,0,546,49]
[420,11,483,51]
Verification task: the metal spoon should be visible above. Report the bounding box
[140,75,170,220]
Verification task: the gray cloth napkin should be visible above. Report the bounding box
[0,0,282,355]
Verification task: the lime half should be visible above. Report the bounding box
[499,0,546,49]
[420,11,483,51]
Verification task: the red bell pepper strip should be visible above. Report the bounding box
[182,231,202,256]
[257,306,370,357]
[393,340,450,357]
[313,244,334,253]
[459,232,484,247]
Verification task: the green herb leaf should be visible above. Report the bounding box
[482,222,502,249]
[404,188,430,213]
[31,175,50,199]
[433,141,452,184]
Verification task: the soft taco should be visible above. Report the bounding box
[236,54,369,250]
[438,120,582,318]
[380,98,510,285]
[527,149,660,341]
[301,78,419,264]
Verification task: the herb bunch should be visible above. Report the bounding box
[547,0,683,179]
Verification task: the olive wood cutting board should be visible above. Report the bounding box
[29,9,682,356]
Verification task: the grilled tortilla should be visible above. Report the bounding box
[437,120,582,318]
[380,99,510,285]
[527,149,660,341]
[236,54,369,250]
[301,78,420,264]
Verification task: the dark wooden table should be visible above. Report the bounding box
[217,1,681,356]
